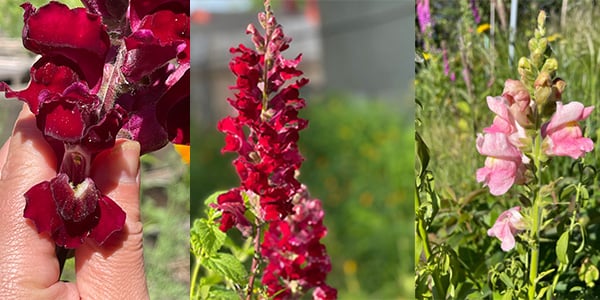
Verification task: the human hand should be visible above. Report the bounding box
[0,105,149,299]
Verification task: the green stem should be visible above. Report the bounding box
[415,187,432,260]
[190,258,202,300]
[528,136,543,300]
[528,195,540,300]
[245,223,262,300]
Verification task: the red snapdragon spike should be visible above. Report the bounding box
[216,9,311,229]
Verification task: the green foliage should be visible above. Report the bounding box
[190,191,254,300]
[141,146,190,299]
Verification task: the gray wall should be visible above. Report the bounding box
[318,0,413,102]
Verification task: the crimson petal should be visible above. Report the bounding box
[21,2,109,88]
[37,95,87,142]
[50,174,99,223]
[88,195,126,245]
[0,58,81,114]
[24,181,61,234]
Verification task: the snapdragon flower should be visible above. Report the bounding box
[488,206,527,251]
[0,0,189,248]
[542,102,594,159]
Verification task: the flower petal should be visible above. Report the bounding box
[88,195,126,245]
[22,2,109,88]
[50,174,99,223]
[24,181,62,234]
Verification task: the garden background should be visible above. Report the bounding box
[416,0,600,298]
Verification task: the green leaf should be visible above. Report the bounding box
[537,286,550,300]
[207,286,240,300]
[191,219,226,257]
[203,190,228,220]
[559,184,576,201]
[203,253,248,285]
[499,273,514,289]
[415,132,430,177]
[556,231,569,265]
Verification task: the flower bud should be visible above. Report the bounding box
[537,10,547,30]
[532,49,544,68]
[518,57,535,86]
[541,57,558,75]
[535,85,552,108]
[503,79,531,112]
[552,78,566,97]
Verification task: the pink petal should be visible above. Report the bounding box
[546,102,591,133]
[477,157,518,196]
[476,132,521,159]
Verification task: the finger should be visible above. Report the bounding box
[0,137,10,171]
[0,104,76,299]
[1,104,57,181]
[75,139,148,299]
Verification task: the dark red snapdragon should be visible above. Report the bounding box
[216,6,307,231]
[261,188,337,299]
[0,0,189,249]
[216,3,336,298]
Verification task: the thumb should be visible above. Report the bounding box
[75,139,148,299]
[0,104,78,299]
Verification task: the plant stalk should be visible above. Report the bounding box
[528,135,543,300]
[245,223,262,300]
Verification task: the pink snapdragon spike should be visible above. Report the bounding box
[261,191,337,300]
[488,206,527,251]
[476,132,526,196]
[0,0,189,249]
[542,102,594,159]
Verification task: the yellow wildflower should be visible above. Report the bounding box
[477,23,491,34]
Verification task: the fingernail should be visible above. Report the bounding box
[117,140,140,184]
